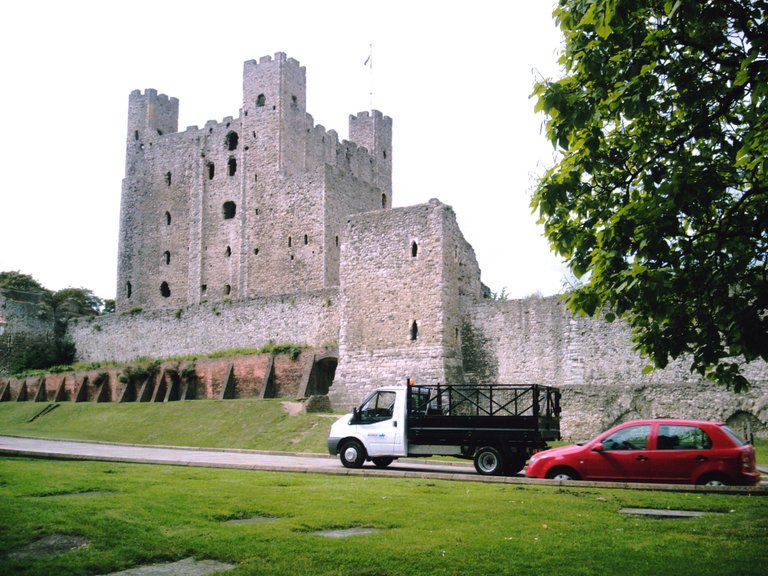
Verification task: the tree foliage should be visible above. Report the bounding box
[0,271,47,293]
[51,287,104,319]
[532,0,767,390]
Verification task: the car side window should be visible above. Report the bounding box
[359,391,396,423]
[657,425,712,450]
[602,425,651,450]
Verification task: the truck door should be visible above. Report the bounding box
[355,390,405,457]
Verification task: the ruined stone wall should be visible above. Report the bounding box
[69,289,339,363]
[467,295,768,438]
[0,288,56,375]
[561,382,768,441]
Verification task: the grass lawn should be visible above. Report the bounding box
[0,400,334,454]
[1,457,767,576]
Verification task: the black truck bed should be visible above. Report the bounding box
[407,384,561,446]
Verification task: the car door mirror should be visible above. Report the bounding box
[592,442,604,452]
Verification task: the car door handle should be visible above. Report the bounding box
[696,455,707,461]
[635,455,649,461]
[393,421,397,428]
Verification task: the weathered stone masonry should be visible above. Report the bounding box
[117,52,391,312]
[7,52,765,440]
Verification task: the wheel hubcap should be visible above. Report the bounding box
[479,453,498,472]
[343,447,358,462]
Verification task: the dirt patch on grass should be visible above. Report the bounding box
[103,557,234,575]
[6,534,89,560]
[281,401,304,416]
[312,527,381,538]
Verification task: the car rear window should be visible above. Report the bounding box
[721,425,748,446]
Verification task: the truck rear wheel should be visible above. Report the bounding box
[474,446,504,475]
[340,440,366,469]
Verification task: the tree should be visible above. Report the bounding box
[52,287,104,319]
[532,0,767,390]
[0,271,48,294]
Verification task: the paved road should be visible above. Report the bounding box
[0,435,476,478]
[1,435,765,493]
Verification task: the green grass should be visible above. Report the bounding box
[0,400,336,454]
[0,457,766,576]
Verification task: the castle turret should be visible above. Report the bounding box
[126,89,179,145]
[241,52,307,175]
[349,110,393,205]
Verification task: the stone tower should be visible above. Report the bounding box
[329,199,483,408]
[116,52,392,312]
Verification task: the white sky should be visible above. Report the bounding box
[0,0,568,301]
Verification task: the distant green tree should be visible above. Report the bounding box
[532,0,767,390]
[52,287,103,319]
[0,271,48,294]
[103,299,116,314]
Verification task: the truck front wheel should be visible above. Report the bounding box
[474,446,504,475]
[340,439,366,468]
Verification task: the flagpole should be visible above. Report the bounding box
[365,43,373,111]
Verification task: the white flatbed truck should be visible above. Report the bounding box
[328,382,561,476]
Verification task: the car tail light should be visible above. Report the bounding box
[741,447,756,472]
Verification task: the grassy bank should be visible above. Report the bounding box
[0,400,335,454]
[1,457,766,576]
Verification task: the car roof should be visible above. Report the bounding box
[619,419,725,427]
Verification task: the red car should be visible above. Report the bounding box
[525,419,760,486]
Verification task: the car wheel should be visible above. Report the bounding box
[698,474,729,487]
[372,457,394,468]
[474,446,504,475]
[546,467,580,481]
[339,440,366,469]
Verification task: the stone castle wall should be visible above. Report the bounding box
[0,288,56,375]
[466,295,768,438]
[69,289,339,363]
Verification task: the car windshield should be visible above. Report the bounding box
[721,425,748,446]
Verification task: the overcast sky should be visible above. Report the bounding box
[0,0,567,301]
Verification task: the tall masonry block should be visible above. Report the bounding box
[330,199,482,409]
[242,52,307,174]
[349,111,393,204]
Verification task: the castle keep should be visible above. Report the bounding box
[3,52,765,439]
[118,53,391,310]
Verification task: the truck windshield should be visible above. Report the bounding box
[358,390,396,423]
